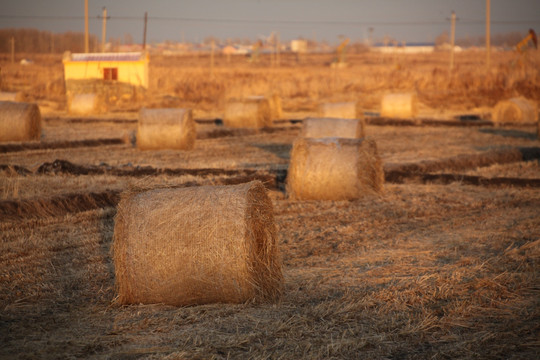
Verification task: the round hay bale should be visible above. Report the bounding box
[0,92,26,102]
[269,94,283,120]
[224,98,272,128]
[317,101,363,120]
[302,117,365,139]
[380,92,418,119]
[113,181,283,306]
[0,101,41,142]
[287,137,384,200]
[68,93,102,115]
[492,97,538,123]
[137,108,196,150]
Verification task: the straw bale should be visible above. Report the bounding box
[380,92,418,119]
[68,93,102,115]
[0,92,26,102]
[224,98,272,128]
[287,137,384,200]
[113,181,283,306]
[269,94,283,120]
[137,108,196,150]
[0,101,41,142]
[492,97,538,123]
[302,117,365,139]
[317,101,364,120]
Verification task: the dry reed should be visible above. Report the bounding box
[224,97,272,128]
[287,137,384,200]
[492,97,538,123]
[113,181,283,306]
[380,92,418,119]
[137,108,196,150]
[0,101,41,142]
[302,117,365,139]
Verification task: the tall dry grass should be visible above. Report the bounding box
[1,50,538,114]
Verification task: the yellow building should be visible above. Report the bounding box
[63,51,149,89]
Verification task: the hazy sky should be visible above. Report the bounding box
[2,0,539,44]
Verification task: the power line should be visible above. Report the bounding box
[0,14,538,26]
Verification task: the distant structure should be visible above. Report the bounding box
[63,51,149,112]
[372,42,435,54]
[290,40,308,54]
[63,51,149,88]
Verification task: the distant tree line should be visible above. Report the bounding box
[0,28,98,53]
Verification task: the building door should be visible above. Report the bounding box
[104,68,118,80]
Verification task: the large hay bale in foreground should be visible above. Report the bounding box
[492,97,538,123]
[302,117,365,139]
[137,108,196,150]
[380,92,418,119]
[113,181,283,306]
[224,98,272,128]
[287,137,383,200]
[68,93,102,115]
[0,101,41,142]
[318,101,363,120]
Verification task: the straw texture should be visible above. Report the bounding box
[380,93,418,119]
[302,117,365,139]
[113,181,283,306]
[224,98,272,128]
[492,97,538,123]
[0,101,41,142]
[287,137,384,200]
[317,101,363,120]
[137,108,196,150]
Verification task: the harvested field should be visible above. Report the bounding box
[1,50,539,359]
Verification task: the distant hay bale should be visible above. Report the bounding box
[68,93,102,115]
[269,94,283,120]
[287,137,384,200]
[302,117,365,139]
[492,97,538,123]
[0,92,26,102]
[137,108,196,150]
[0,101,41,142]
[380,93,418,119]
[317,101,363,120]
[224,97,272,128]
[113,181,283,306]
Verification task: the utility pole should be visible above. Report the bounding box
[84,0,89,53]
[10,37,15,64]
[210,39,215,76]
[143,11,148,50]
[101,7,107,52]
[276,32,280,67]
[450,11,456,71]
[486,0,491,69]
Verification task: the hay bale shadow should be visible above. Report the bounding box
[479,128,537,140]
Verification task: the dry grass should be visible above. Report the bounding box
[2,50,538,117]
[0,183,538,359]
[0,49,539,359]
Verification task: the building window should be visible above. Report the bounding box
[104,68,118,81]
